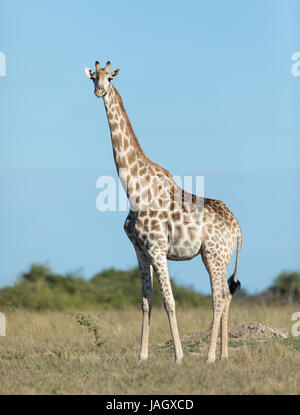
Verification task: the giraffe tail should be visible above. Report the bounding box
[228,226,242,295]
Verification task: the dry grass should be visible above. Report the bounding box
[0,304,299,394]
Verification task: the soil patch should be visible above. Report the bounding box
[162,322,289,347]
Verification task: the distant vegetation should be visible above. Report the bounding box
[0,264,209,310]
[259,271,300,304]
[0,264,299,310]
[231,271,300,304]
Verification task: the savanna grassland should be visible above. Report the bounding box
[0,304,299,395]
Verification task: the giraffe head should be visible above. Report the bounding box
[84,61,120,98]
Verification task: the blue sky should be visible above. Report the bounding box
[0,0,299,294]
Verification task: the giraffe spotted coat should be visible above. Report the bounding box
[85,61,242,363]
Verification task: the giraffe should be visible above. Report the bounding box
[84,60,242,363]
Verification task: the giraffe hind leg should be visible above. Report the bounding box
[206,271,229,363]
[201,245,231,363]
[220,295,232,359]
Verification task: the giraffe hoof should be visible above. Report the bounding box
[206,356,216,364]
[221,354,229,360]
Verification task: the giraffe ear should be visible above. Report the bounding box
[109,68,120,80]
[84,67,93,79]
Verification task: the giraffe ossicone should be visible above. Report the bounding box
[84,60,242,363]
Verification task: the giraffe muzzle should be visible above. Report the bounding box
[94,85,106,98]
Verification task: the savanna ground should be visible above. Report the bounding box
[0,304,299,395]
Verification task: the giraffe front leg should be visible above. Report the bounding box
[152,256,183,364]
[135,249,153,362]
[207,272,227,364]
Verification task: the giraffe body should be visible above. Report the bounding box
[84,61,242,363]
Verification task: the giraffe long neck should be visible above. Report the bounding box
[103,85,148,180]
[103,85,173,204]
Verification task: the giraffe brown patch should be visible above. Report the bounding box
[114,133,123,146]
[113,134,121,153]
[136,218,143,228]
[172,212,181,222]
[120,118,125,132]
[123,136,129,150]
[151,219,160,231]
[127,149,136,164]
[139,167,147,175]
[148,167,154,175]
[131,164,138,176]
[149,210,158,217]
[110,122,118,132]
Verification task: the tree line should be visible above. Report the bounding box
[0,264,299,310]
